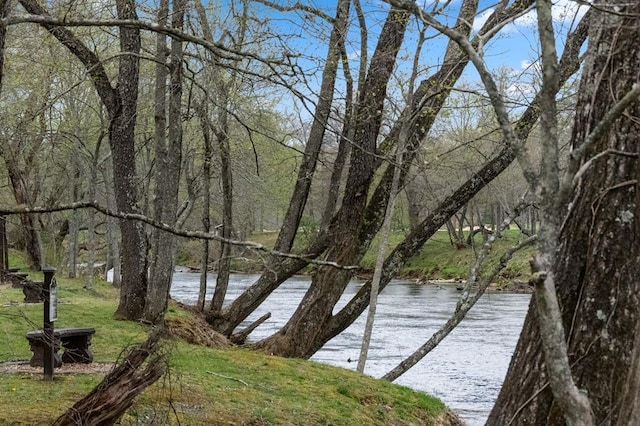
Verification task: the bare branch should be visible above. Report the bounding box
[252,0,334,23]
[0,201,358,270]
[383,201,536,382]
[3,14,297,73]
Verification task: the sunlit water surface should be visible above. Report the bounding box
[170,272,530,425]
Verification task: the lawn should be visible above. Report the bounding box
[0,273,459,425]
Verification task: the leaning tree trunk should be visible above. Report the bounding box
[270,0,351,254]
[488,2,640,424]
[53,332,167,425]
[258,7,410,357]
[307,11,588,356]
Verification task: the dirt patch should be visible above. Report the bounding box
[0,361,114,374]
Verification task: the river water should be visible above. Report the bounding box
[170,272,531,425]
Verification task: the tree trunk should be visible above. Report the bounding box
[210,87,233,314]
[271,0,351,254]
[144,0,184,324]
[102,158,122,288]
[258,7,410,357]
[84,134,103,290]
[147,0,169,308]
[53,332,167,426]
[19,0,148,319]
[197,103,212,311]
[489,2,640,423]
[112,0,147,320]
[67,116,81,278]
[319,90,353,233]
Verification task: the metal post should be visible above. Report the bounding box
[0,216,7,271]
[42,267,56,380]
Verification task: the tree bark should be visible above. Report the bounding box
[111,0,147,320]
[258,7,410,357]
[53,331,167,425]
[144,0,184,324]
[489,2,640,423]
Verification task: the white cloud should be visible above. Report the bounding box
[511,0,590,29]
[520,59,533,70]
[473,8,495,32]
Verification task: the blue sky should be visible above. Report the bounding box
[247,0,590,125]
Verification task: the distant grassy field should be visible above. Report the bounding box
[0,273,457,425]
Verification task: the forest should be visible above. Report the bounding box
[0,0,639,424]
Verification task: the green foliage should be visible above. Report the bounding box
[0,275,451,425]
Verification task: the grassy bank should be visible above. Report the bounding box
[0,274,459,425]
[369,228,534,285]
[242,228,534,285]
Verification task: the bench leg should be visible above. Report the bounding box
[60,336,94,364]
[28,339,62,368]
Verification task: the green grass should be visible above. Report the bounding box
[323,227,532,284]
[178,226,535,285]
[247,228,534,285]
[394,228,535,284]
[0,275,454,425]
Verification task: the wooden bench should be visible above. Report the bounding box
[26,327,96,367]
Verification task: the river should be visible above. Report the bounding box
[170,272,531,425]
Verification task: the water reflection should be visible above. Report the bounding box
[170,272,530,425]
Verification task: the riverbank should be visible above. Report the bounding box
[177,228,535,290]
[0,277,462,425]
